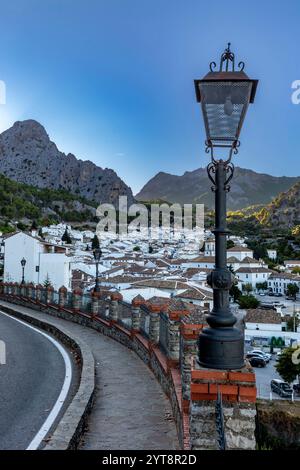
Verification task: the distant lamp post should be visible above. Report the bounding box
[194,43,258,369]
[20,257,26,284]
[93,247,102,293]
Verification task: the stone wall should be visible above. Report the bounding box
[190,360,257,450]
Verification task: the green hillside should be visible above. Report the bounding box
[0,173,97,233]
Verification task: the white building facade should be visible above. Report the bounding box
[4,232,71,290]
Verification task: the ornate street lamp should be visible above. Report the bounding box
[194,43,258,369]
[20,257,26,284]
[93,247,102,293]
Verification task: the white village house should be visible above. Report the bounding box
[3,231,72,290]
[235,267,272,291]
[268,272,300,295]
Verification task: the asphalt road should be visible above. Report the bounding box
[253,357,300,401]
[0,311,71,450]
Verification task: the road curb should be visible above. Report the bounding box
[0,304,95,450]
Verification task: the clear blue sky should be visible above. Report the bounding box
[0,0,300,193]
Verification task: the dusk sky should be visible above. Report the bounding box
[0,0,300,193]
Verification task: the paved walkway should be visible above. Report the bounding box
[0,302,179,450]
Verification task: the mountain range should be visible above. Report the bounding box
[0,119,299,228]
[136,167,300,210]
[0,120,134,206]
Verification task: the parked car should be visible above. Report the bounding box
[259,293,266,296]
[249,357,266,368]
[270,379,293,398]
[293,383,300,395]
[274,293,283,297]
[246,351,270,363]
[268,292,274,297]
[250,349,272,361]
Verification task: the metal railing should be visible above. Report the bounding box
[215,388,226,450]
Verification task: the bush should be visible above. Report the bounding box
[238,294,260,309]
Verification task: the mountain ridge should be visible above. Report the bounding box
[136,167,300,209]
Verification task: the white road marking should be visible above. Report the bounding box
[0,310,72,450]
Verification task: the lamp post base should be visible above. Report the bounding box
[198,326,244,370]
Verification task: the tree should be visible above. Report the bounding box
[229,284,242,302]
[148,245,153,254]
[256,281,268,291]
[238,294,260,309]
[275,346,300,384]
[292,267,300,275]
[243,283,253,294]
[31,220,38,230]
[227,239,235,249]
[286,315,300,332]
[133,246,140,251]
[228,264,235,275]
[85,244,90,251]
[91,234,100,250]
[286,283,299,300]
[62,228,72,244]
[43,273,53,288]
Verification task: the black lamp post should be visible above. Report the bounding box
[194,43,258,369]
[20,257,26,284]
[93,247,102,293]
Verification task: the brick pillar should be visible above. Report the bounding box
[31,285,37,300]
[165,301,190,363]
[27,283,34,299]
[24,283,30,297]
[180,323,204,401]
[91,291,100,318]
[189,361,257,450]
[58,286,67,309]
[36,284,43,302]
[16,283,21,296]
[46,286,54,304]
[148,305,161,344]
[131,294,145,332]
[73,288,83,311]
[109,292,123,322]
[105,303,110,318]
[11,283,16,296]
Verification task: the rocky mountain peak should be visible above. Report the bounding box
[0,120,134,206]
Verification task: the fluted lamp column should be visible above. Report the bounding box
[194,43,258,369]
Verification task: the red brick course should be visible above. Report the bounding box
[190,364,256,403]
